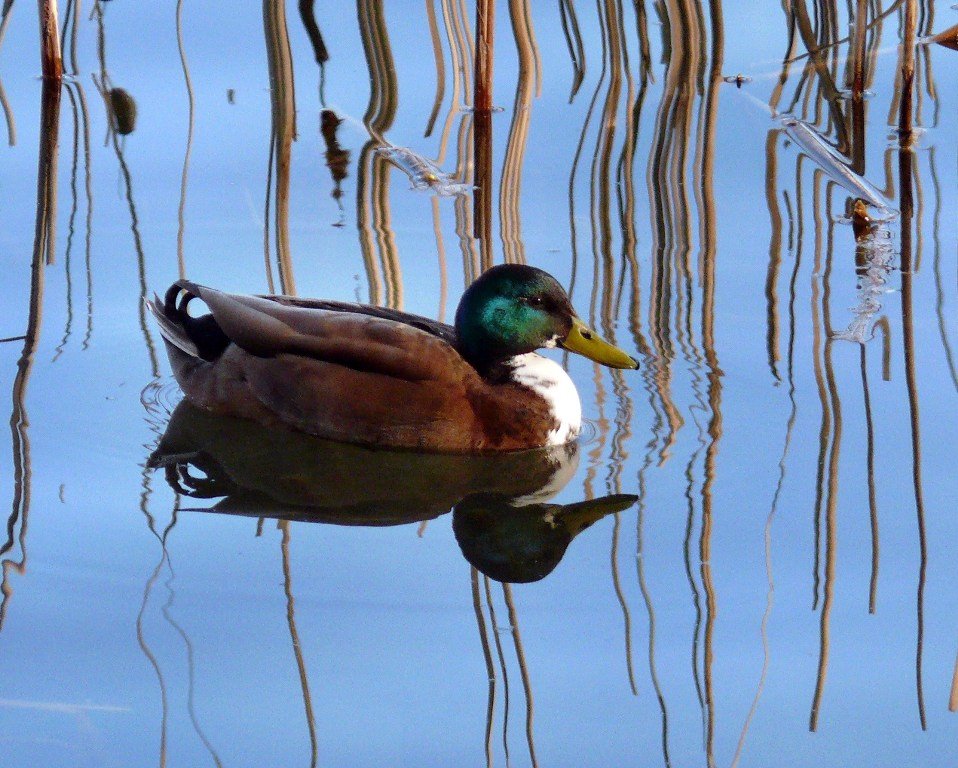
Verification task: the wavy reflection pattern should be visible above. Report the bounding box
[764,0,939,734]
[2,0,955,765]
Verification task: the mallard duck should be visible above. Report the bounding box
[147,264,638,453]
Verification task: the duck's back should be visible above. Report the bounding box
[147,281,558,452]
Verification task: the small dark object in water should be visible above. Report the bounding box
[108,88,136,135]
[722,73,752,88]
[299,0,329,64]
[851,199,875,242]
[320,110,349,202]
[227,88,236,104]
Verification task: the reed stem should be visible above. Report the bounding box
[897,0,917,139]
[38,0,63,82]
[473,0,494,264]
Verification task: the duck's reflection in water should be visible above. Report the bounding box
[149,400,636,583]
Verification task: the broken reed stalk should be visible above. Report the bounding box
[473,0,494,264]
[38,0,63,82]
[897,0,916,139]
[474,0,494,113]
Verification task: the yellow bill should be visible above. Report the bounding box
[559,317,638,370]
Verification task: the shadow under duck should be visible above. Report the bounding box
[148,399,638,583]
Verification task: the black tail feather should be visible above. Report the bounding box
[151,281,232,362]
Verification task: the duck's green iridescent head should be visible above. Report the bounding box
[454,264,638,372]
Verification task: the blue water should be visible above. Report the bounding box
[1,1,957,766]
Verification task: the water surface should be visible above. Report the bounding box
[1,1,957,766]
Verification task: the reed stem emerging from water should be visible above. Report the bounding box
[38,0,63,82]
[473,0,494,263]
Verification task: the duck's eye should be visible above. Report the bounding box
[524,295,544,308]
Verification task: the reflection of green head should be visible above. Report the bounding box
[452,493,638,584]
[453,498,570,583]
[454,264,639,372]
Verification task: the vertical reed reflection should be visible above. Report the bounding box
[583,7,648,651]
[502,583,539,768]
[809,177,841,733]
[52,83,77,363]
[589,0,624,360]
[0,78,13,145]
[137,385,185,766]
[732,267,800,766]
[610,511,637,696]
[57,0,94,363]
[424,0,445,137]
[279,521,319,766]
[431,198,449,320]
[786,0,848,148]
[699,432,718,768]
[61,0,96,352]
[434,0,465,150]
[766,0,945,733]
[681,445,706,738]
[176,0,195,280]
[564,33,602,310]
[928,146,957,392]
[2,74,59,635]
[93,4,159,376]
[356,0,400,305]
[162,571,225,767]
[373,152,403,308]
[896,0,928,729]
[557,0,585,101]
[136,548,170,767]
[764,128,784,382]
[646,0,693,460]
[138,492,225,768]
[608,369,636,700]
[0,0,15,145]
[615,0,723,758]
[435,0,480,281]
[860,344,879,613]
[699,5,723,763]
[801,169,827,615]
[498,0,540,264]
[455,114,480,282]
[111,132,159,376]
[637,499,672,766]
[54,1,81,357]
[264,0,298,293]
[483,575,512,765]
[470,567,496,768]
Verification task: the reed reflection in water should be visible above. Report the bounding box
[0,0,956,765]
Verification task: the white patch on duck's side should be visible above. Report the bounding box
[507,352,582,446]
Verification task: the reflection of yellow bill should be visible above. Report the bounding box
[560,317,639,370]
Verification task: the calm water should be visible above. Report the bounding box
[1,1,957,766]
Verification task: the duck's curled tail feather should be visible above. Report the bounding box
[144,280,231,362]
